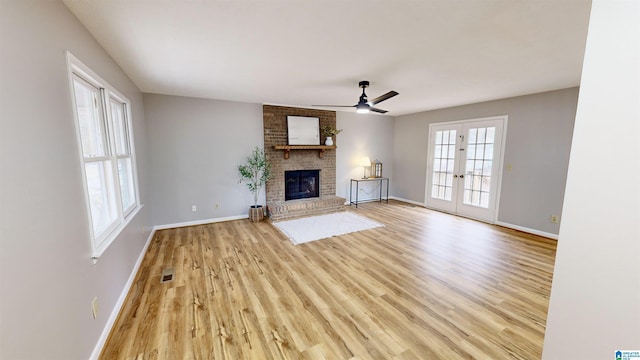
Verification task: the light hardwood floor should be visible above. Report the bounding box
[101,200,557,359]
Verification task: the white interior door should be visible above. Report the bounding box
[425,116,506,223]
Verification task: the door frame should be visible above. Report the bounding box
[424,115,508,224]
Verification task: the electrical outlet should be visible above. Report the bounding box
[91,297,99,319]
[192,205,197,212]
[550,215,559,224]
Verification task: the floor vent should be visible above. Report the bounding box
[160,268,174,283]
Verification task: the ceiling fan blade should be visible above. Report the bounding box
[369,91,399,105]
[369,107,388,114]
[312,104,356,108]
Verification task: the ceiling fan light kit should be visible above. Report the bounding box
[356,103,370,114]
[314,80,399,114]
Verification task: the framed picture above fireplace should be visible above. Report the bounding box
[287,116,320,145]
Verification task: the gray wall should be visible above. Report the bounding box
[543,0,640,357]
[144,96,394,224]
[393,87,578,234]
[144,94,264,226]
[0,1,153,359]
[336,112,395,202]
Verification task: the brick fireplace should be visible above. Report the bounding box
[263,105,345,221]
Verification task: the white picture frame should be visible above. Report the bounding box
[287,116,320,145]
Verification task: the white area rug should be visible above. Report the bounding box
[274,211,384,245]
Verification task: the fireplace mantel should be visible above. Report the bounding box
[273,145,337,159]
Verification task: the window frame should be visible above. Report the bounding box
[66,52,142,260]
[108,94,137,217]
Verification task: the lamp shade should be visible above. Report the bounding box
[359,156,371,167]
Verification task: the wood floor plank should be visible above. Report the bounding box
[101,200,557,359]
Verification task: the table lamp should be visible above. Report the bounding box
[359,156,371,179]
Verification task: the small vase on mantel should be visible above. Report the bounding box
[321,126,341,146]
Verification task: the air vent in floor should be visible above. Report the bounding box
[160,267,174,283]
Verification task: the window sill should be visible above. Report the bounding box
[92,204,144,263]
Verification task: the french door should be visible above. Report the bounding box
[425,116,506,223]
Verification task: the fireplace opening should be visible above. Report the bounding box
[285,170,320,201]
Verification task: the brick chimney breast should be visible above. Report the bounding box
[263,105,345,221]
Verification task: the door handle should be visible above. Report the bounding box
[459,174,464,179]
[453,174,458,178]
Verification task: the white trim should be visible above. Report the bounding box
[89,228,155,360]
[345,196,425,207]
[154,214,249,231]
[388,196,425,207]
[492,118,508,223]
[66,51,142,260]
[92,205,144,261]
[495,221,559,240]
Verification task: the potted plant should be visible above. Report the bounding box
[321,126,342,146]
[238,146,272,222]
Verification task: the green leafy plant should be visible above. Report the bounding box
[238,146,272,208]
[321,126,342,137]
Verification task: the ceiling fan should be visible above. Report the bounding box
[313,81,399,114]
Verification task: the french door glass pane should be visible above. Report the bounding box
[463,126,496,208]
[484,144,494,160]
[431,130,456,200]
[467,145,476,159]
[85,161,117,236]
[73,78,106,158]
[477,128,486,142]
[118,158,135,211]
[434,145,442,158]
[110,100,129,156]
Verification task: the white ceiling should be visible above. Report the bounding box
[62,0,591,116]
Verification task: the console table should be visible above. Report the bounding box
[349,177,389,208]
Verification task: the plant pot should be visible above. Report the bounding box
[249,205,264,222]
[325,136,333,146]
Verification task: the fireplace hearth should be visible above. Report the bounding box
[285,170,320,201]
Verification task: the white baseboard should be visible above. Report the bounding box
[154,214,248,230]
[345,196,427,207]
[388,196,426,207]
[495,221,559,240]
[89,228,156,360]
[344,198,384,205]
